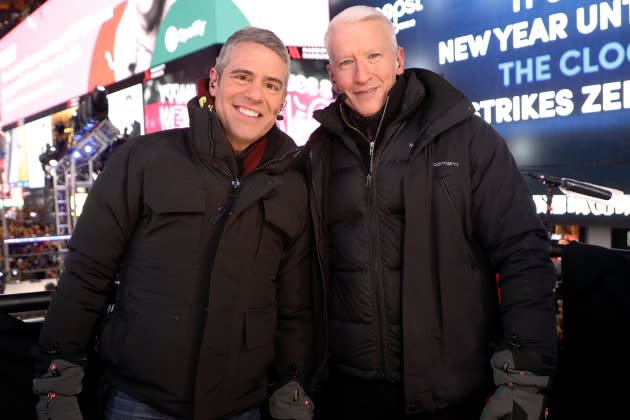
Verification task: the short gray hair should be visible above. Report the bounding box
[215,26,290,87]
[325,5,398,59]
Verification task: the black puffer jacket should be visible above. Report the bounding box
[307,69,557,413]
[38,98,313,419]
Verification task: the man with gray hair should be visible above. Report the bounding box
[33,26,314,420]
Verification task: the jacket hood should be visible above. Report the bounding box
[311,68,475,144]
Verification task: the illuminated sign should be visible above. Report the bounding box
[533,194,630,217]
[107,84,145,138]
[6,117,51,189]
[0,0,329,127]
[144,81,196,134]
[277,59,334,146]
[376,0,425,33]
[331,0,630,196]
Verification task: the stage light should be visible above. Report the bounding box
[67,118,119,167]
[39,143,61,172]
[89,85,109,121]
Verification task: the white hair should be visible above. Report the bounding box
[324,5,398,59]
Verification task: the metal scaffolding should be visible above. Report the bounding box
[51,119,119,235]
[0,119,119,283]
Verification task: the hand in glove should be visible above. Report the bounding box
[480,349,550,420]
[269,380,314,420]
[32,359,84,420]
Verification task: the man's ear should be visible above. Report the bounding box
[326,63,337,93]
[396,47,405,75]
[209,68,219,94]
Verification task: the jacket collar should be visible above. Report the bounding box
[186,95,301,177]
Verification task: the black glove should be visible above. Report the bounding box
[32,359,84,420]
[481,350,550,420]
[269,380,314,420]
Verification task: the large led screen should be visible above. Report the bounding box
[143,46,219,134]
[107,83,145,138]
[143,76,197,134]
[0,0,123,127]
[6,116,51,189]
[0,0,329,127]
[5,126,27,188]
[278,57,334,146]
[330,0,630,193]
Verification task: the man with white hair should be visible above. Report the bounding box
[307,5,558,419]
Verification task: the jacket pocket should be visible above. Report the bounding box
[237,306,276,398]
[438,176,477,266]
[142,185,207,258]
[263,198,301,240]
[111,298,195,400]
[100,304,136,365]
[253,198,304,278]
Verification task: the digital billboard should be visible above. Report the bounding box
[143,75,197,134]
[0,0,123,127]
[6,116,51,189]
[0,0,329,127]
[5,125,27,188]
[278,56,334,146]
[330,0,630,194]
[107,83,145,138]
[143,46,219,134]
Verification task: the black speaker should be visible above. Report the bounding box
[550,242,630,419]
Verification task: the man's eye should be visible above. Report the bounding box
[266,83,281,91]
[368,53,381,60]
[340,59,353,67]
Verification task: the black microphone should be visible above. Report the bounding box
[527,173,612,200]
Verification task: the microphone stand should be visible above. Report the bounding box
[544,180,555,238]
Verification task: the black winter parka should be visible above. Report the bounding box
[306,69,557,413]
[39,98,313,419]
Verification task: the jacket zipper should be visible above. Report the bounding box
[309,149,328,299]
[339,97,389,188]
[211,146,299,226]
[255,147,300,172]
[339,99,391,379]
[213,178,241,225]
[366,141,375,188]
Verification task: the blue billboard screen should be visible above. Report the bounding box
[330,0,630,193]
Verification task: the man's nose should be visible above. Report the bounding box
[244,82,264,101]
[354,60,370,84]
